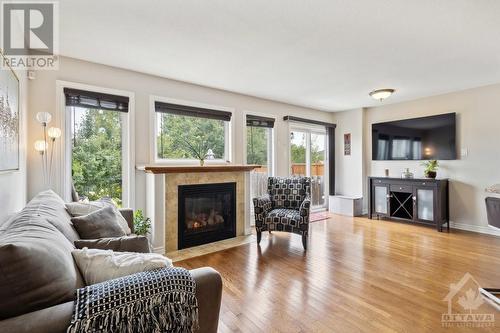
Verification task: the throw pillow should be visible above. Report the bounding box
[72,247,173,285]
[65,200,132,235]
[71,206,127,239]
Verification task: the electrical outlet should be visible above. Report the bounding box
[461,148,468,158]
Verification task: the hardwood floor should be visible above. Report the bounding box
[177,215,500,332]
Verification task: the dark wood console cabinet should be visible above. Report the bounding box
[368,177,449,231]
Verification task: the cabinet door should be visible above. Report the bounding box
[373,185,389,216]
[415,187,435,222]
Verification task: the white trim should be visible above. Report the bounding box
[55,80,135,208]
[146,172,165,254]
[153,246,165,255]
[150,95,234,164]
[449,221,500,237]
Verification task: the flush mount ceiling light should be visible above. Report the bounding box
[369,88,395,101]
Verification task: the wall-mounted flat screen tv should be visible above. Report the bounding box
[372,113,456,160]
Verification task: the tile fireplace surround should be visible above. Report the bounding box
[139,165,258,254]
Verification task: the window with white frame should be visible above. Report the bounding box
[65,88,129,207]
[246,114,274,224]
[155,101,231,161]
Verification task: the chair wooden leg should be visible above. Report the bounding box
[257,231,262,244]
[302,234,307,250]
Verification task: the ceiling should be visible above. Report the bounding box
[59,0,500,111]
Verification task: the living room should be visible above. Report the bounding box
[1,1,499,332]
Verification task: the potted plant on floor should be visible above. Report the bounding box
[422,160,439,179]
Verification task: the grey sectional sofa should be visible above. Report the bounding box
[0,190,222,333]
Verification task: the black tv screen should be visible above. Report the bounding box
[372,113,456,160]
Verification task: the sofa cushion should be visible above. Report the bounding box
[66,200,132,235]
[74,235,151,253]
[265,208,301,226]
[0,216,84,319]
[18,190,81,243]
[71,206,127,239]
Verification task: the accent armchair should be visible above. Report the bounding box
[253,177,311,250]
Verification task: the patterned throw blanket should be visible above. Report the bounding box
[67,267,198,333]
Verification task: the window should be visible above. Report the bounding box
[246,114,274,169]
[155,101,231,161]
[65,88,129,206]
[246,114,274,225]
[290,128,327,209]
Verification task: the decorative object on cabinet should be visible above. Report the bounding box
[401,168,414,179]
[422,160,439,179]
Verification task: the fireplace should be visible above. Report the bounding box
[178,182,236,249]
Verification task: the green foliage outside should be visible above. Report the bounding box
[157,114,225,159]
[246,126,268,166]
[290,133,324,164]
[72,108,123,206]
[133,209,151,236]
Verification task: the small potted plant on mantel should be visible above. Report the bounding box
[422,160,439,179]
[179,135,212,166]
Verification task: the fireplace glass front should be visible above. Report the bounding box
[178,182,236,249]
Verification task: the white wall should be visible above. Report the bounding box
[332,108,364,197]
[27,56,335,210]
[362,84,500,233]
[0,69,28,223]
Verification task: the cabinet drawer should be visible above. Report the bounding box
[390,184,413,193]
[416,181,436,187]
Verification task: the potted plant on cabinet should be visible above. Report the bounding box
[422,160,439,179]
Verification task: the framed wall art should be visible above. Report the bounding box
[0,50,20,172]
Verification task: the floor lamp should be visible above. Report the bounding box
[34,112,61,188]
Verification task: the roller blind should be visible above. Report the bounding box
[155,101,232,121]
[64,88,129,112]
[246,114,275,128]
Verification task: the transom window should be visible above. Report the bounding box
[155,101,231,161]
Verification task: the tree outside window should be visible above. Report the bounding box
[157,113,225,160]
[71,107,123,206]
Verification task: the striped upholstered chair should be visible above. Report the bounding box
[253,177,311,250]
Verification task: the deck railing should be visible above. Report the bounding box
[250,163,326,207]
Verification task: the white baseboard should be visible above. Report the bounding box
[153,246,165,254]
[450,221,500,237]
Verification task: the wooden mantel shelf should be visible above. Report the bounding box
[140,164,259,174]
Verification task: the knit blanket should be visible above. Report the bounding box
[67,267,198,333]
